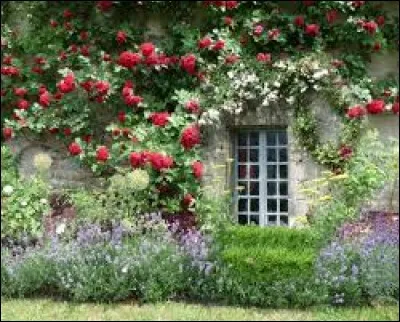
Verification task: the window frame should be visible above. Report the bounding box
[233,128,290,227]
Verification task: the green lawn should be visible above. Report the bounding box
[1,299,398,321]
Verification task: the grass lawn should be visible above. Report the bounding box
[1,299,399,321]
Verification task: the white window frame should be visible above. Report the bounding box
[233,128,290,227]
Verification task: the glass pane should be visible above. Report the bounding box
[279,165,288,179]
[238,199,248,212]
[238,149,247,162]
[278,132,287,145]
[267,182,277,195]
[280,215,289,226]
[279,182,288,196]
[250,182,259,195]
[250,149,259,162]
[279,148,288,162]
[238,133,247,146]
[237,181,248,195]
[267,165,277,179]
[238,165,247,179]
[250,215,259,225]
[250,199,259,212]
[267,132,276,146]
[249,132,259,145]
[267,149,276,162]
[280,199,288,212]
[268,215,277,225]
[238,215,248,225]
[250,165,259,179]
[267,199,277,212]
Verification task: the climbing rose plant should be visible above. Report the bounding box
[1,1,398,213]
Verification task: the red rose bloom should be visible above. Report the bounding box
[32,66,44,75]
[225,1,239,9]
[80,45,90,57]
[68,142,82,156]
[2,127,13,140]
[70,44,78,53]
[392,102,399,115]
[373,42,381,52]
[305,24,320,37]
[346,105,366,119]
[35,56,46,65]
[97,1,113,12]
[212,39,225,51]
[294,15,305,27]
[116,31,127,45]
[376,15,385,26]
[1,66,19,76]
[180,54,197,75]
[63,9,73,20]
[112,128,121,137]
[50,19,58,28]
[225,54,239,64]
[103,53,111,61]
[198,37,213,49]
[352,1,365,8]
[366,99,385,114]
[256,52,272,63]
[118,111,126,123]
[80,31,89,41]
[268,29,280,40]
[185,100,200,114]
[3,55,12,64]
[140,42,155,57]
[49,127,59,134]
[64,128,72,136]
[253,25,264,36]
[224,16,233,26]
[180,124,201,150]
[57,73,76,94]
[339,145,353,160]
[95,80,110,96]
[83,134,92,143]
[80,80,95,92]
[17,99,30,110]
[64,22,73,31]
[39,91,51,108]
[124,95,143,106]
[149,112,170,127]
[54,92,63,100]
[362,21,378,35]
[129,152,145,168]
[326,9,338,24]
[303,0,315,6]
[96,146,110,163]
[183,193,195,207]
[118,51,141,68]
[192,161,204,179]
[149,152,174,171]
[59,51,67,61]
[14,87,27,97]
[144,53,159,66]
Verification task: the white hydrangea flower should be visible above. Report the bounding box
[2,185,14,196]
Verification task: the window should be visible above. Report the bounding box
[234,129,289,227]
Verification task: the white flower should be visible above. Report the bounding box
[21,201,28,207]
[2,185,14,196]
[286,96,295,104]
[121,266,128,274]
[56,223,66,235]
[40,198,47,204]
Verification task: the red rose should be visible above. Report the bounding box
[80,45,90,56]
[149,152,174,171]
[149,112,170,127]
[80,80,95,92]
[96,146,110,162]
[70,44,78,53]
[118,51,141,68]
[180,54,197,75]
[64,128,72,136]
[59,51,67,61]
[253,25,264,36]
[48,127,59,134]
[103,53,111,61]
[256,52,272,63]
[180,124,201,150]
[14,88,27,97]
[212,39,225,51]
[140,42,155,57]
[326,9,338,24]
[54,91,63,101]
[392,102,399,115]
[39,91,51,108]
[185,100,200,114]
[35,56,46,65]
[118,111,126,123]
[225,54,239,64]
[83,134,92,143]
[95,80,110,96]
[116,31,127,45]
[192,161,204,179]
[80,31,89,41]
[68,142,82,156]
[198,37,213,49]
[17,99,30,110]
[64,22,73,31]
[305,24,320,37]
[1,66,19,76]
[373,42,381,52]
[57,73,76,94]
[3,55,12,64]
[376,15,385,26]
[144,54,159,66]
[112,128,121,137]
[32,66,44,75]
[366,99,385,114]
[352,1,365,8]
[346,105,366,119]
[268,28,280,40]
[224,16,233,26]
[124,95,143,106]
[50,19,58,28]
[63,9,73,20]
[294,16,305,27]
[339,145,353,160]
[183,193,195,207]
[129,152,145,168]
[362,21,378,35]
[38,85,47,95]
[2,127,13,140]
[303,0,315,6]
[225,1,239,9]
[97,1,113,12]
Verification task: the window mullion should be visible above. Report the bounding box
[260,131,266,227]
